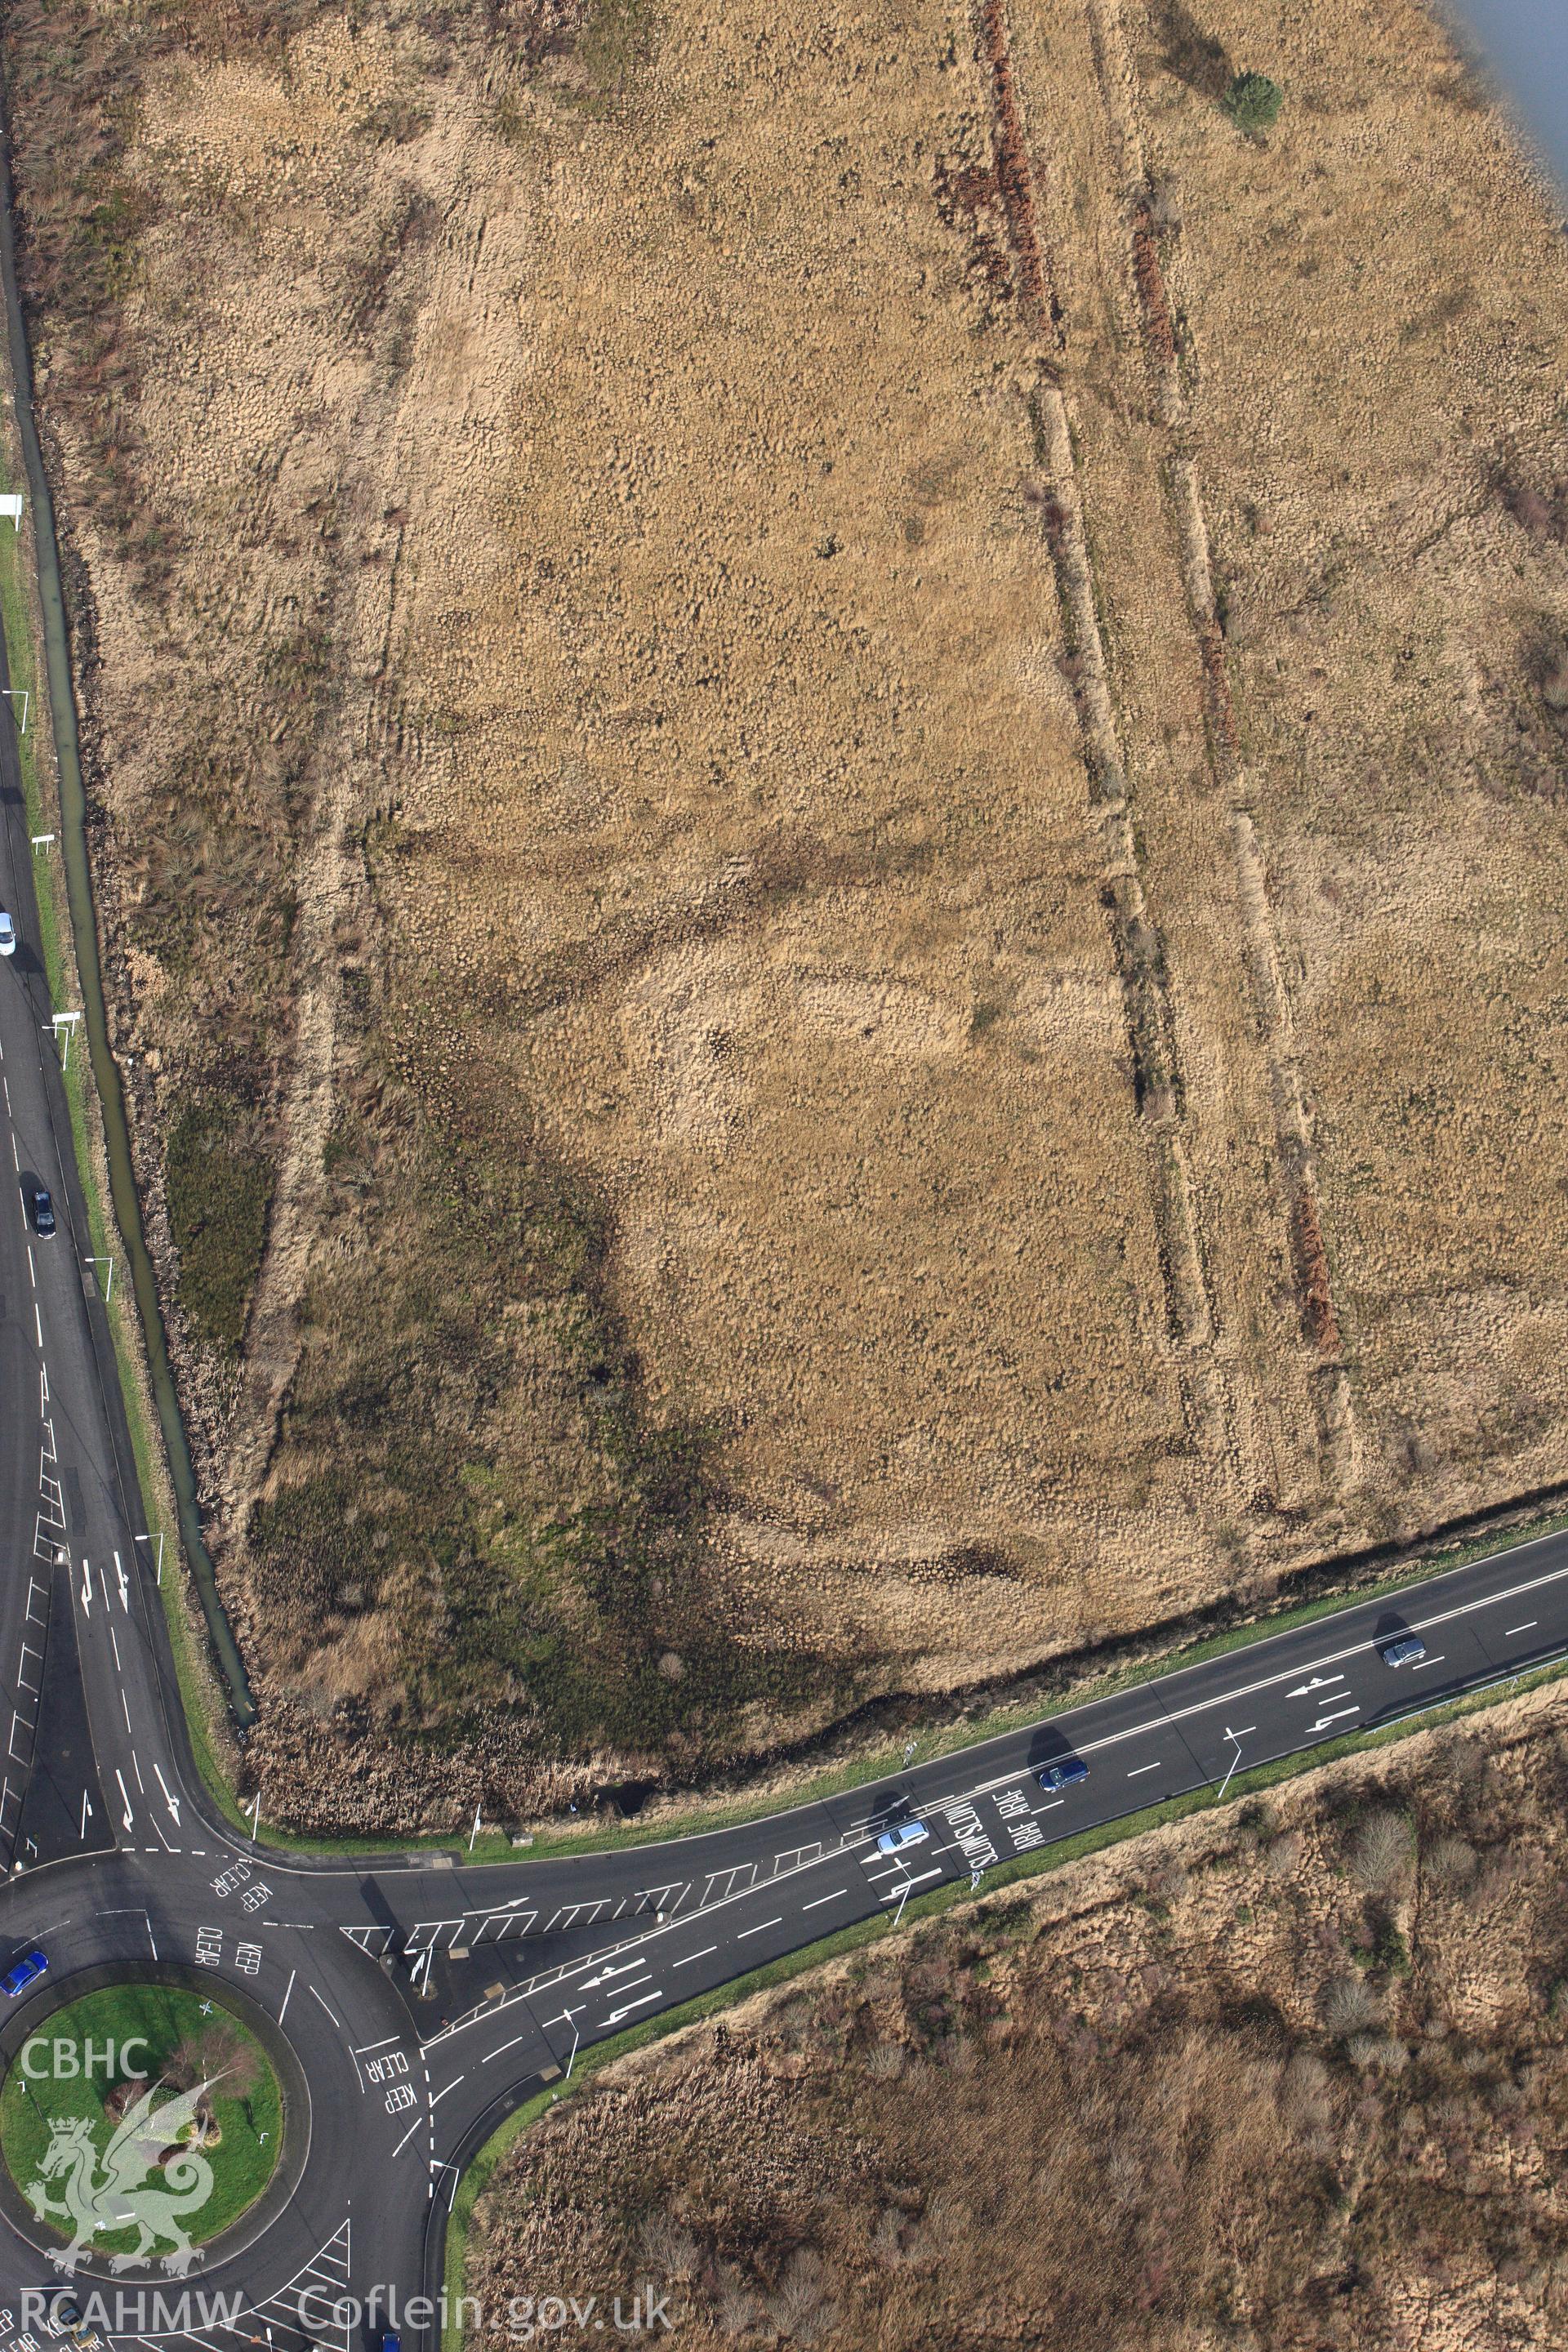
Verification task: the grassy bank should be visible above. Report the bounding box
[269,1489,1568,1869]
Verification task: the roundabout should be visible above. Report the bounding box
[0,1971,304,2283]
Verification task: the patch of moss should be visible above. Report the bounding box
[248,1102,853,1766]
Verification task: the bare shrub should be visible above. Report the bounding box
[1264,1829,1303,1879]
[639,2213,701,2281]
[710,2269,763,2339]
[1428,1835,1477,1888]
[1147,1855,1189,1905]
[1348,2033,1407,2072]
[161,2033,206,2094]
[869,2206,906,2265]
[1350,1807,1413,1890]
[1281,2050,1332,2138]
[1144,172,1184,237]
[864,2040,905,2079]
[766,2249,836,2343]
[1322,1976,1380,2038]
[1103,2140,1146,2206]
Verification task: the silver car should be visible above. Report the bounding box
[875,1819,930,1856]
[0,910,15,956]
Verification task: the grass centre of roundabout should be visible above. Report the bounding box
[0,1983,283,2257]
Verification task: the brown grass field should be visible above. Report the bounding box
[7,0,1568,1823]
[465,1686,1568,2350]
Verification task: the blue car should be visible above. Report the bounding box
[1,1949,47,1998]
[1036,1756,1090,1793]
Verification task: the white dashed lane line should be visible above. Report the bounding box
[1126,1760,1161,1778]
[1507,1623,1538,1637]
[672,1945,718,1967]
[801,1889,846,1911]
[737,1916,782,1940]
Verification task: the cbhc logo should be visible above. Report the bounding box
[19,2035,150,2079]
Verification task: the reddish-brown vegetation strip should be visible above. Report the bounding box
[1130,207,1178,365]
[974,0,1061,340]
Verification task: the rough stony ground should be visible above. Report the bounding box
[7,0,1568,1825]
[467,1685,1568,2351]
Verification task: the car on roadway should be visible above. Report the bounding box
[47,2293,98,2350]
[1,1949,47,1998]
[1379,1632,1427,1668]
[875,1819,930,1856]
[30,1187,55,1238]
[379,2334,402,2352]
[1036,1754,1090,1793]
[0,909,15,956]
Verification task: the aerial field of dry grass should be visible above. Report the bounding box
[466,1689,1568,2350]
[7,0,1568,1823]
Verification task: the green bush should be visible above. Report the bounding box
[1222,71,1284,136]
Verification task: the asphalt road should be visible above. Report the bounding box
[1,636,1568,2340]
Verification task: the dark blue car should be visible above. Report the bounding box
[1,1949,47,1997]
[1036,1756,1090,1793]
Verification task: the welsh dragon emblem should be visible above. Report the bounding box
[25,2076,223,2274]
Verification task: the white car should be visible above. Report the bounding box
[0,910,14,956]
[875,1819,930,1856]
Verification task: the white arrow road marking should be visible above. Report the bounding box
[583,1959,647,1989]
[882,1866,942,1900]
[603,1989,662,2025]
[79,1559,91,1617]
[1310,1705,1361,1731]
[153,1762,181,1827]
[114,1769,133,1831]
[114,1552,128,1611]
[1288,1674,1344,1697]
